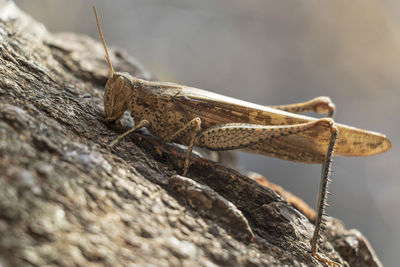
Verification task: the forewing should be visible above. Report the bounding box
[175,86,391,163]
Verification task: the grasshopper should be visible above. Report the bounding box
[93,7,391,267]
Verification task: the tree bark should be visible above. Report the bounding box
[0,1,382,266]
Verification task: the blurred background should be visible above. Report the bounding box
[14,0,399,265]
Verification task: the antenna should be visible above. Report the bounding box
[93,6,115,77]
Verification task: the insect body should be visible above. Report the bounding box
[94,7,391,267]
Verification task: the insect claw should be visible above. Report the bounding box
[109,139,119,148]
[106,143,115,152]
[312,251,342,267]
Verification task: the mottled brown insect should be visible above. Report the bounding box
[93,7,391,267]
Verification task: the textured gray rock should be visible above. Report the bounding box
[0,1,382,266]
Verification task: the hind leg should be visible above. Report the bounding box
[269,96,335,117]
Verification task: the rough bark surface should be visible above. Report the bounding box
[0,1,382,266]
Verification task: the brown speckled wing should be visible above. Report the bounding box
[174,86,391,163]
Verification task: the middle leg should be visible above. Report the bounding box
[165,117,202,176]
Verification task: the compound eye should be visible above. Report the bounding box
[114,76,124,94]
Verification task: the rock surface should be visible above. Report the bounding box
[0,1,382,266]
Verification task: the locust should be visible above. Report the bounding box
[93,7,391,267]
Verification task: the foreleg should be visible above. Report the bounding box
[109,119,150,148]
